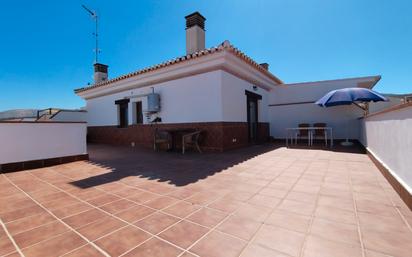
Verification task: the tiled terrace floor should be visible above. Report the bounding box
[1,143,412,257]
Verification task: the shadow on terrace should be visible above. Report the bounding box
[69,143,281,188]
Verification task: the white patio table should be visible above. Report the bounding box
[285,127,333,148]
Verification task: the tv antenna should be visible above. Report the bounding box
[82,4,100,63]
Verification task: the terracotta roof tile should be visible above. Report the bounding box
[74,41,282,94]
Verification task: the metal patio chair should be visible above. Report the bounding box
[182,130,202,154]
[295,123,311,145]
[313,123,328,146]
[153,128,171,151]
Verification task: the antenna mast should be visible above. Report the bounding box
[82,5,100,63]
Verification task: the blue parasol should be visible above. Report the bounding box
[315,87,388,107]
[315,87,388,146]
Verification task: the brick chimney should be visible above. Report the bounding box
[94,63,108,84]
[260,63,269,70]
[185,12,206,55]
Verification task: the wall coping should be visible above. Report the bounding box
[364,101,412,119]
[0,121,87,124]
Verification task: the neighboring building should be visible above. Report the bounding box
[0,108,87,122]
[36,108,87,122]
[0,109,38,121]
[75,12,382,151]
[368,93,412,114]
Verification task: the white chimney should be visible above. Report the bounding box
[185,12,206,55]
[94,63,108,84]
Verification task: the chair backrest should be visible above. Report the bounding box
[186,131,202,143]
[313,123,326,136]
[298,123,310,136]
[154,128,169,140]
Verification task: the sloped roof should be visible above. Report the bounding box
[74,40,283,93]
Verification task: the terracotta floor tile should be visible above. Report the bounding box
[41,196,81,210]
[0,204,45,223]
[22,231,86,257]
[186,208,227,228]
[167,188,198,200]
[95,225,151,256]
[265,210,311,233]
[51,202,93,219]
[0,228,16,256]
[62,208,108,229]
[277,199,316,216]
[233,203,272,222]
[253,225,305,257]
[74,189,108,201]
[1,198,37,213]
[126,191,159,203]
[292,184,321,194]
[77,216,127,241]
[186,192,221,206]
[314,205,356,225]
[354,192,393,205]
[190,231,247,257]
[3,252,21,257]
[302,235,362,257]
[258,188,289,198]
[63,244,105,257]
[223,191,254,202]
[112,187,143,198]
[364,249,394,257]
[86,194,120,207]
[135,212,179,234]
[31,191,70,203]
[163,201,201,218]
[317,195,354,212]
[310,217,360,245]
[217,215,261,241]
[240,243,290,257]
[358,212,409,233]
[122,237,182,257]
[356,199,399,217]
[286,191,318,204]
[361,227,412,257]
[13,221,69,249]
[144,196,178,210]
[247,194,282,208]
[100,199,136,214]
[115,205,156,223]
[320,187,353,200]
[180,252,197,257]
[159,220,209,249]
[208,198,243,213]
[6,212,56,235]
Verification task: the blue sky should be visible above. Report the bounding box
[0,0,411,111]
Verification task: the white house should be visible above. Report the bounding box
[75,12,381,151]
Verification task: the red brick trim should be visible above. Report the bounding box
[367,149,412,211]
[0,154,89,173]
[87,122,269,152]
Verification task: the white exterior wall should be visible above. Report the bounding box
[360,105,412,193]
[51,111,87,122]
[0,122,87,164]
[86,71,223,126]
[221,71,269,122]
[85,70,270,126]
[268,80,369,139]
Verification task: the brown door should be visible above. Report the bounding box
[247,97,258,142]
[135,101,143,124]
